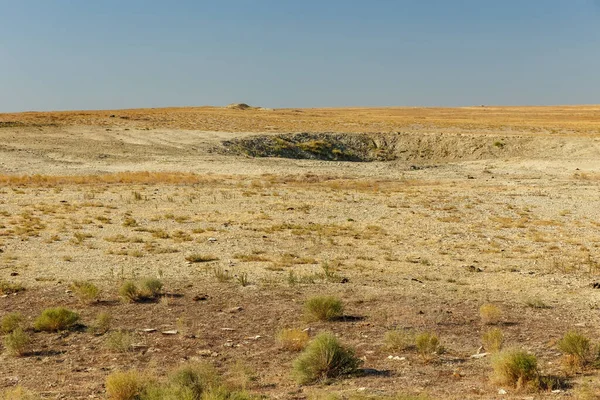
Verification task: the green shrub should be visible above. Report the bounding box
[384,329,414,352]
[119,281,139,303]
[491,349,539,389]
[33,307,79,332]
[415,332,441,362]
[3,328,30,357]
[105,370,146,400]
[292,332,362,384]
[557,331,591,369]
[482,328,504,353]
[70,281,100,304]
[1,312,24,334]
[140,278,163,299]
[304,296,344,322]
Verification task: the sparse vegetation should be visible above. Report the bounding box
[93,312,112,335]
[479,303,502,325]
[482,328,504,353]
[139,278,163,298]
[3,328,30,357]
[119,281,140,303]
[415,332,441,362]
[70,280,100,303]
[277,328,310,351]
[491,349,539,389]
[384,329,414,352]
[557,331,592,370]
[304,296,344,322]
[106,330,137,353]
[33,307,80,332]
[1,312,24,334]
[293,332,362,384]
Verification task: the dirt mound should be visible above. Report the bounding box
[225,103,252,110]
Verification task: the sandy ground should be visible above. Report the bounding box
[1,106,600,399]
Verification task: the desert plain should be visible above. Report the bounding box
[1,105,600,399]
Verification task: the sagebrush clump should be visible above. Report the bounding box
[70,280,100,303]
[557,331,592,370]
[491,349,539,389]
[292,332,362,384]
[33,307,79,332]
[3,328,31,357]
[1,312,24,334]
[304,296,344,322]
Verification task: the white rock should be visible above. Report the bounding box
[498,389,507,395]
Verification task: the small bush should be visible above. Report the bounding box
[479,303,502,325]
[557,331,591,370]
[384,329,414,352]
[140,278,163,299]
[292,332,362,384]
[168,362,221,399]
[3,328,30,357]
[415,332,440,362]
[1,312,24,334]
[106,330,136,353]
[33,307,79,332]
[304,296,344,322]
[491,349,539,389]
[93,312,112,335]
[70,281,100,304]
[482,328,504,353]
[119,281,139,303]
[105,370,146,400]
[277,328,310,351]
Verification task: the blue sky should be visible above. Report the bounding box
[1,1,599,111]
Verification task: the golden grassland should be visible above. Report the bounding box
[1,105,599,134]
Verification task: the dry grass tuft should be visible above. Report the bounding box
[277,328,310,351]
[482,328,504,353]
[479,303,503,325]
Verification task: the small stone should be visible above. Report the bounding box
[208,237,217,243]
[221,328,235,331]
[470,353,488,359]
[193,294,208,301]
[10,272,18,276]
[228,306,243,313]
[498,389,507,395]
[161,330,178,335]
[141,328,157,333]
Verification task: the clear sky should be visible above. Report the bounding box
[1,1,599,111]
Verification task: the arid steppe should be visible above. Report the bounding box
[1,105,600,399]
